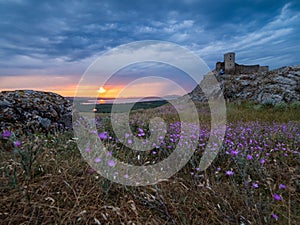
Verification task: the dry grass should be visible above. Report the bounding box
[0,102,299,224]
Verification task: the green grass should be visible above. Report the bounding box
[95,99,169,113]
[226,101,300,122]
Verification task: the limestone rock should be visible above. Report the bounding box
[189,65,300,105]
[0,90,73,134]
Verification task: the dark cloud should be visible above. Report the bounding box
[0,0,299,78]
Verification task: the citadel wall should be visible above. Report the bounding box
[216,52,269,74]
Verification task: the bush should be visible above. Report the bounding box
[274,102,288,111]
[290,101,300,109]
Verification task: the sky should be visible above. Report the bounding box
[0,0,300,97]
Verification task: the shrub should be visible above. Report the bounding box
[274,102,288,111]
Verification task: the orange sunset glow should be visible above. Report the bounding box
[0,75,119,98]
[0,75,78,97]
[55,85,124,98]
[0,75,187,98]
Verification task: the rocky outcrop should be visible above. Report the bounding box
[0,90,73,134]
[190,65,300,105]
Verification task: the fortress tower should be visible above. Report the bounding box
[215,52,269,74]
[224,52,235,74]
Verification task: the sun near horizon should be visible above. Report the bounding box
[97,86,107,94]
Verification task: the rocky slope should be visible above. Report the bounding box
[189,65,300,104]
[0,90,72,134]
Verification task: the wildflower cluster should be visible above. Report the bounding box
[87,115,299,222]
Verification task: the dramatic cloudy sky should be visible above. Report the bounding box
[0,0,300,97]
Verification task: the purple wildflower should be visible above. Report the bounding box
[273,193,282,201]
[94,157,101,163]
[271,213,279,220]
[108,160,115,167]
[247,154,253,160]
[191,134,197,139]
[230,149,239,156]
[226,170,234,176]
[98,131,108,140]
[279,184,286,189]
[2,130,12,138]
[260,158,265,165]
[13,140,22,148]
[137,128,145,137]
[252,183,259,188]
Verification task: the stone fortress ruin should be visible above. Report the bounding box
[216,52,269,74]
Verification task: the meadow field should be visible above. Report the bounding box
[0,101,299,224]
